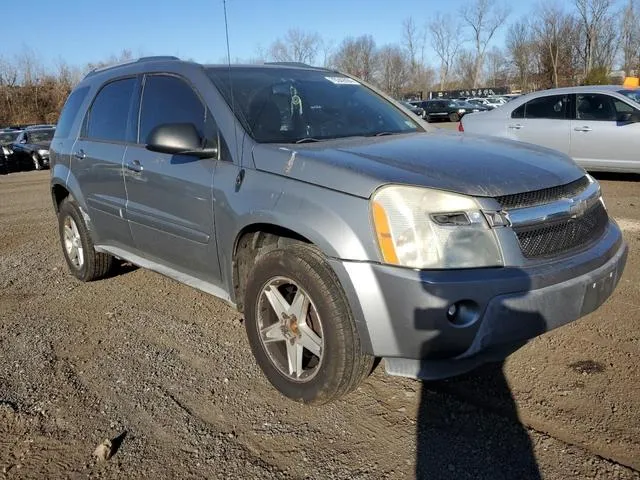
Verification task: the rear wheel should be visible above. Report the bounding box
[58,198,114,281]
[449,112,460,122]
[244,243,373,404]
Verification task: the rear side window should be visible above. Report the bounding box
[520,95,568,120]
[85,78,136,142]
[138,75,205,144]
[55,86,90,139]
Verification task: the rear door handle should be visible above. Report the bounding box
[125,160,143,173]
[508,124,523,130]
[574,126,592,132]
[74,149,86,159]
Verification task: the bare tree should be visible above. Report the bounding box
[533,4,576,88]
[455,49,477,88]
[402,17,423,71]
[485,47,509,87]
[574,0,614,75]
[429,13,462,90]
[460,0,510,87]
[331,35,377,82]
[376,45,409,97]
[620,0,640,75]
[268,28,321,65]
[506,19,535,91]
[321,38,336,68]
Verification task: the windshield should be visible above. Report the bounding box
[28,129,54,143]
[619,89,640,105]
[0,131,20,144]
[207,67,421,143]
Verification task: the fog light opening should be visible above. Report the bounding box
[446,300,480,328]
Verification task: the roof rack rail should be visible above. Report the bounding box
[263,61,314,68]
[84,55,181,78]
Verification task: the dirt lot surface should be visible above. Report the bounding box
[1,168,639,480]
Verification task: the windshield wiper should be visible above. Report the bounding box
[294,137,322,144]
[371,131,397,136]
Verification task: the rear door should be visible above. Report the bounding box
[570,93,640,172]
[122,73,220,282]
[71,77,137,248]
[50,86,91,171]
[506,94,571,154]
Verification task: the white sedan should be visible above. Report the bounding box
[459,85,640,173]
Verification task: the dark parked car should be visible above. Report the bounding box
[412,99,476,122]
[49,57,626,404]
[11,127,55,170]
[401,101,425,118]
[0,129,23,174]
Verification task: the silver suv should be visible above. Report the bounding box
[50,57,628,404]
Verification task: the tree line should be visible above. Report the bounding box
[264,0,639,96]
[1,0,639,126]
[0,49,135,127]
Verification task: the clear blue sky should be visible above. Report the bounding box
[5,0,576,70]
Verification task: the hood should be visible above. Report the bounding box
[252,131,585,198]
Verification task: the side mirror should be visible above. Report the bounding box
[617,112,633,123]
[145,123,218,158]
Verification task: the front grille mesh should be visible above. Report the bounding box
[496,176,590,210]
[515,202,608,258]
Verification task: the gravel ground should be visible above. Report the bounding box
[1,170,639,479]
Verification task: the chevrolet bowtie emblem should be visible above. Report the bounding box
[569,198,587,218]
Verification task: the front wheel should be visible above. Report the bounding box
[32,153,42,171]
[449,112,460,122]
[244,243,373,404]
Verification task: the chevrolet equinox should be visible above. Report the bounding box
[50,57,628,404]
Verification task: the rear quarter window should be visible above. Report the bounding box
[55,86,90,139]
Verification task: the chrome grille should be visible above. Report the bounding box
[496,176,590,210]
[515,201,608,258]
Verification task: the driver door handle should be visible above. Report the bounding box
[574,126,592,132]
[74,149,86,160]
[508,124,523,130]
[125,160,143,173]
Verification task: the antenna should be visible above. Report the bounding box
[223,0,240,165]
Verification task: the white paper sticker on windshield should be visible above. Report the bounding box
[325,76,360,85]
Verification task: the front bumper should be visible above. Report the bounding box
[330,220,627,380]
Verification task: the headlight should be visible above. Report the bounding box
[371,185,503,269]
[37,149,49,156]
[1,146,10,155]
[458,108,465,113]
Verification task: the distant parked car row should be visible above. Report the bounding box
[460,85,640,173]
[0,125,55,174]
[407,99,491,122]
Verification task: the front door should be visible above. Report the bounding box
[570,93,640,172]
[507,94,571,155]
[123,73,220,282]
[71,77,137,248]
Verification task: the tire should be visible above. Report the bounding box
[449,112,460,122]
[58,198,114,282]
[244,243,373,404]
[425,115,432,123]
[32,153,42,171]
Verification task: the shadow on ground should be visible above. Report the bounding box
[416,361,541,479]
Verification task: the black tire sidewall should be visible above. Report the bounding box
[58,200,93,281]
[244,247,353,404]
